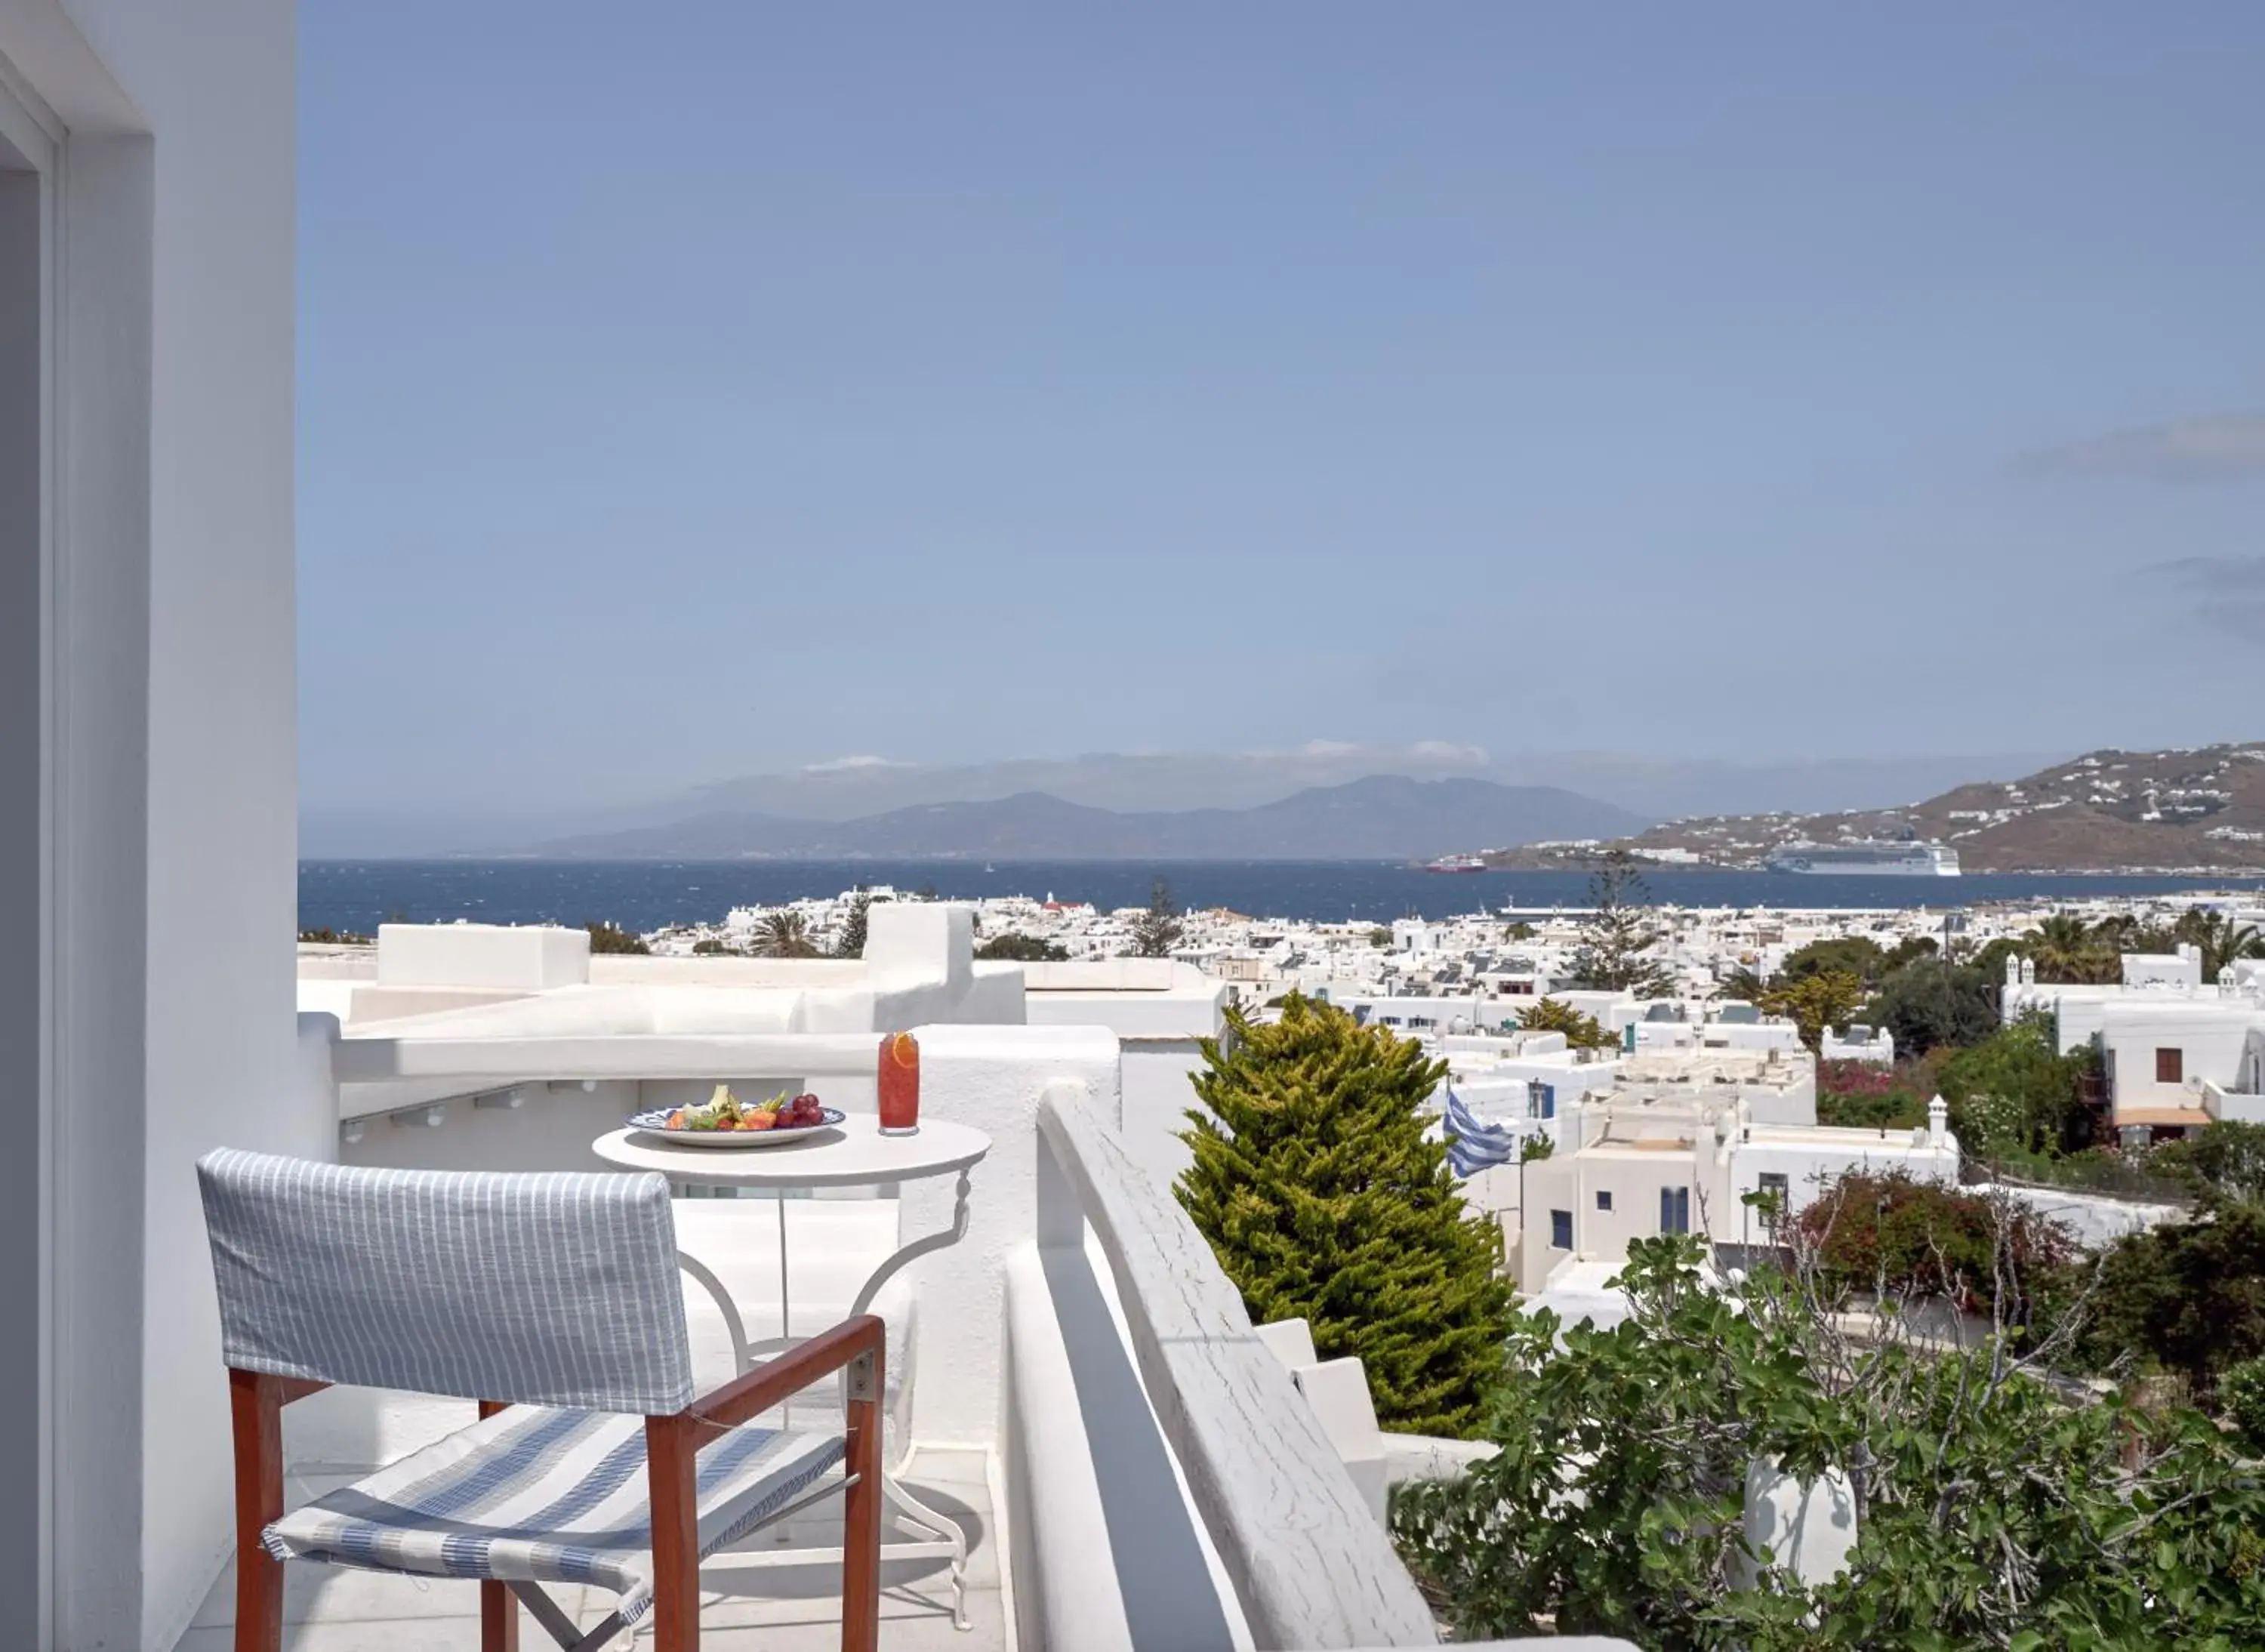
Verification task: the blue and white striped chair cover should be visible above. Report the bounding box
[257,1405,841,1620]
[198,1150,847,1644]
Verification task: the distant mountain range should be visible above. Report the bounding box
[302,747,2067,858]
[641,748,2065,826]
[1490,744,2265,874]
[531,775,1649,861]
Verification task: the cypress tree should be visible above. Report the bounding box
[834,893,871,959]
[1176,994,1515,1438]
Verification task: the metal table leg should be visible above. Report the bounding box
[674,1170,978,1630]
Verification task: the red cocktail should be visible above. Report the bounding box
[878,1031,920,1135]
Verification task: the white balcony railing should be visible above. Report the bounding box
[1024,1087,1628,1651]
[1029,1084,1436,1647]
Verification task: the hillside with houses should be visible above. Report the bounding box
[1489,743,2265,874]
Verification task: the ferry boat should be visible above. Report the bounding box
[1422,853,1490,874]
[1766,840,1961,877]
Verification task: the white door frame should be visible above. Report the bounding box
[0,54,59,1652]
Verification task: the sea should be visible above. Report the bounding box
[296,860,2265,935]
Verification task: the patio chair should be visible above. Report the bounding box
[197,1149,883,1652]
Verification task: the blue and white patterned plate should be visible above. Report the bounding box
[627,1106,846,1148]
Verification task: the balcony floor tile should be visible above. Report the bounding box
[172,1458,1004,1652]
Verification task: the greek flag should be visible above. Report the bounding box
[1442,1086,1514,1179]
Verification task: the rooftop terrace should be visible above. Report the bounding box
[240,923,1620,1651]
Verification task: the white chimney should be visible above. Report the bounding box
[1926,1094,1949,1149]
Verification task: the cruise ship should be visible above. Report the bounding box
[1766,840,1961,877]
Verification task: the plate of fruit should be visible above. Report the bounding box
[630,1086,844,1148]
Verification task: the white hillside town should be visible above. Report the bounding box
[627,877,2263,1038]
[307,881,2265,1329]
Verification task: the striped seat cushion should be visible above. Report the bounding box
[263,1405,844,1624]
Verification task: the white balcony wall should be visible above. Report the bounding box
[2,3,296,1647]
[902,1024,1123,1447]
[1001,1234,1247,1652]
[1023,960,1226,1185]
[1022,1091,1444,1650]
[376,920,591,989]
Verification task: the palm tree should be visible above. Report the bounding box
[1515,997,1613,1049]
[753,910,821,959]
[1717,966,1767,1003]
[2028,914,2116,985]
[2184,911,2265,979]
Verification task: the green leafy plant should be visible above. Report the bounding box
[1773,935,1890,990]
[1758,967,1865,1053]
[1864,957,1999,1053]
[584,920,649,956]
[2225,1358,2265,1453]
[974,932,1070,961]
[2080,1174,2265,1385]
[2152,1120,2265,1206]
[1936,1011,2094,1157]
[1392,1230,2265,1650]
[1176,995,1514,1437]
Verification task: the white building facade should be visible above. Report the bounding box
[2005,953,2265,1140]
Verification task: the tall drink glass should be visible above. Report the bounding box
[878,1031,920,1136]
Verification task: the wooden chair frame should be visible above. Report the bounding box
[228,1315,886,1652]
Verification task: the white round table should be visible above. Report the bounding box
[593,1113,991,1629]
[593,1112,989,1191]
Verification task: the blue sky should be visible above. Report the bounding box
[300,4,2265,820]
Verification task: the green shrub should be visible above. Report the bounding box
[1391,1237,2265,1650]
[2226,1358,2265,1453]
[1176,994,1514,1438]
[973,932,1071,961]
